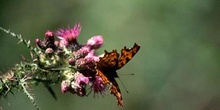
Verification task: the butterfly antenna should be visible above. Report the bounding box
[121,73,134,75]
[118,77,129,93]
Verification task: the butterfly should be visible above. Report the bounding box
[96,43,140,107]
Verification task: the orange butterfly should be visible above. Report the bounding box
[96,43,140,107]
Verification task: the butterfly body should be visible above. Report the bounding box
[96,43,140,107]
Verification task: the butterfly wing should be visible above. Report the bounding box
[110,78,123,107]
[111,43,140,106]
[96,43,140,107]
[97,50,119,68]
[97,49,123,106]
[97,49,119,79]
[117,43,140,70]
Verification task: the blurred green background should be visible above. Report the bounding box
[1,0,220,110]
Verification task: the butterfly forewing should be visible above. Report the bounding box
[117,43,140,69]
[98,50,119,68]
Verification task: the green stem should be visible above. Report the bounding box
[0,27,39,56]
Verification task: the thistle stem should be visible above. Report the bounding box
[0,27,39,56]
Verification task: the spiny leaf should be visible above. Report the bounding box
[44,83,57,100]
[19,77,41,110]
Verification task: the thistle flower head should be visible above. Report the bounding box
[75,56,96,74]
[86,50,100,62]
[45,48,54,54]
[63,72,90,97]
[73,46,91,59]
[61,80,71,93]
[45,31,54,39]
[75,72,90,88]
[35,30,56,50]
[92,75,107,93]
[68,58,76,65]
[87,35,104,49]
[56,23,81,46]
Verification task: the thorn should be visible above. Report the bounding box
[30,52,34,59]
[17,38,23,44]
[21,54,26,60]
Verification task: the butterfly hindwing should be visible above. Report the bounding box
[97,69,110,84]
[110,78,123,107]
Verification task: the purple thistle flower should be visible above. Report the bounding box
[75,56,97,75]
[92,75,107,93]
[68,58,76,65]
[45,48,54,54]
[45,31,53,38]
[75,58,86,69]
[87,35,104,49]
[67,72,90,96]
[44,31,55,44]
[35,38,43,48]
[61,80,71,93]
[59,39,69,47]
[56,23,81,46]
[54,41,60,47]
[86,50,100,62]
[75,72,90,88]
[35,30,56,50]
[73,46,91,59]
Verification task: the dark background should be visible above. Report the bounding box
[1,0,220,110]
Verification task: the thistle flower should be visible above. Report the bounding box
[63,72,90,97]
[45,31,53,38]
[87,35,104,49]
[73,46,91,59]
[92,75,107,93]
[75,57,96,75]
[68,58,75,65]
[35,31,56,50]
[86,50,100,62]
[45,48,54,54]
[61,80,70,93]
[74,72,89,89]
[56,23,81,46]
